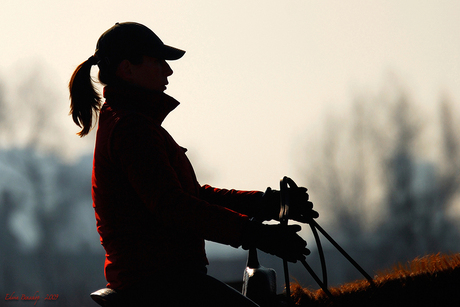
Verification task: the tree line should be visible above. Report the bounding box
[300,76,460,283]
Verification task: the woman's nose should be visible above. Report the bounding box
[163,60,173,76]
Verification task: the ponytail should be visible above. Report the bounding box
[69,56,102,137]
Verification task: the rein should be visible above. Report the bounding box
[279,176,375,302]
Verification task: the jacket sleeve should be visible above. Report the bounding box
[199,185,265,218]
[110,115,249,248]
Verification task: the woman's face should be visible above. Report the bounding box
[118,55,173,92]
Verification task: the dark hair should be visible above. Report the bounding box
[68,57,101,137]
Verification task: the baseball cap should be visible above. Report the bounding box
[95,22,185,66]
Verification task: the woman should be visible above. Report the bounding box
[69,22,316,306]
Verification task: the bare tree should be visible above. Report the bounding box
[301,78,460,275]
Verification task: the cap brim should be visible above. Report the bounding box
[162,45,185,60]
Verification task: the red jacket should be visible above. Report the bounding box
[92,84,264,289]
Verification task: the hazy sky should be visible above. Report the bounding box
[1,0,459,191]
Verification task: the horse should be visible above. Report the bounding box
[290,253,460,307]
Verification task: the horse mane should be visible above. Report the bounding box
[291,253,460,306]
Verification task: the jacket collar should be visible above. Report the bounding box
[103,81,180,125]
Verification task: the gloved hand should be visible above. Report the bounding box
[241,219,310,263]
[259,187,319,223]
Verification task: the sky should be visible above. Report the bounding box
[1,0,460,193]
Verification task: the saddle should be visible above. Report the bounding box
[90,288,119,307]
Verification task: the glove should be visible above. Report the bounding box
[284,186,319,223]
[241,219,310,263]
[260,187,319,223]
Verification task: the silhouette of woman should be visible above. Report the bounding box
[68,22,316,306]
